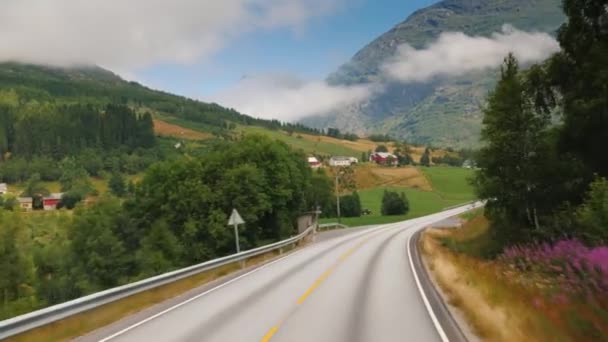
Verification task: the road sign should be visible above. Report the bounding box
[228,209,245,253]
[228,209,245,226]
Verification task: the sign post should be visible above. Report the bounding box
[227,209,245,253]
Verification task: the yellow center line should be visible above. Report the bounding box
[260,235,375,341]
[261,326,278,342]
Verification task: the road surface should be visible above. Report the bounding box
[92,205,478,342]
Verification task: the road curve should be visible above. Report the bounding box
[93,205,479,342]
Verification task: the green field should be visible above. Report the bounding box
[238,126,360,157]
[322,166,477,227]
[420,166,476,201]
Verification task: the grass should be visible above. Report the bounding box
[322,166,477,227]
[420,166,476,201]
[321,185,471,226]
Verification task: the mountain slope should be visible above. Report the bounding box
[303,0,565,148]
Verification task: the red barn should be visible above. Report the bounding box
[369,152,398,166]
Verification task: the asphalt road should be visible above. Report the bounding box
[93,205,479,342]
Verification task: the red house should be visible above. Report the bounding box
[43,193,63,210]
[369,152,398,166]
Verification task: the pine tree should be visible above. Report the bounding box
[109,172,126,197]
[420,148,431,167]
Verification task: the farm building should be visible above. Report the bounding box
[370,152,398,166]
[329,156,358,167]
[17,197,33,211]
[308,157,322,169]
[0,183,7,194]
[43,193,63,211]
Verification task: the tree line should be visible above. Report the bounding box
[474,0,608,249]
[0,103,155,161]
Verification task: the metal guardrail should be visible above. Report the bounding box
[0,224,317,340]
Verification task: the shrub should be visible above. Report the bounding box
[340,192,362,217]
[381,190,409,216]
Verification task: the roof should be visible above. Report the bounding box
[44,193,64,200]
[373,152,397,159]
[308,157,319,163]
[17,197,32,203]
[330,156,353,161]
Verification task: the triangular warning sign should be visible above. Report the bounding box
[227,209,245,225]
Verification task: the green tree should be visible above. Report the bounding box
[340,191,362,217]
[576,178,608,245]
[136,220,182,276]
[306,169,335,218]
[473,54,552,242]
[59,158,92,193]
[381,190,409,216]
[375,145,388,153]
[419,148,431,167]
[109,172,126,197]
[550,0,608,178]
[69,198,131,292]
[0,211,35,313]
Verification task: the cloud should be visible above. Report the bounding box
[211,74,378,121]
[382,25,560,82]
[0,0,343,71]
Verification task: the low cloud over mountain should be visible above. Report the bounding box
[382,25,559,82]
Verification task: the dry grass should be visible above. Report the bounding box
[8,251,282,342]
[421,221,570,342]
[334,163,433,191]
[153,119,212,140]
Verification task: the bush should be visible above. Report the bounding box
[340,192,362,217]
[58,192,81,210]
[381,190,409,216]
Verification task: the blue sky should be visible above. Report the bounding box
[136,0,438,99]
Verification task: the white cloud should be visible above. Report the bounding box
[382,25,560,82]
[0,0,343,71]
[211,74,379,121]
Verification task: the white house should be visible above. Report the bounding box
[0,183,7,195]
[329,156,358,167]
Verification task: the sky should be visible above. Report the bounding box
[0,0,560,121]
[135,0,438,98]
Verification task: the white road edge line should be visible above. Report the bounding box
[407,229,450,342]
[98,248,307,342]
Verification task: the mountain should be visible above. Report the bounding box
[302,0,565,148]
